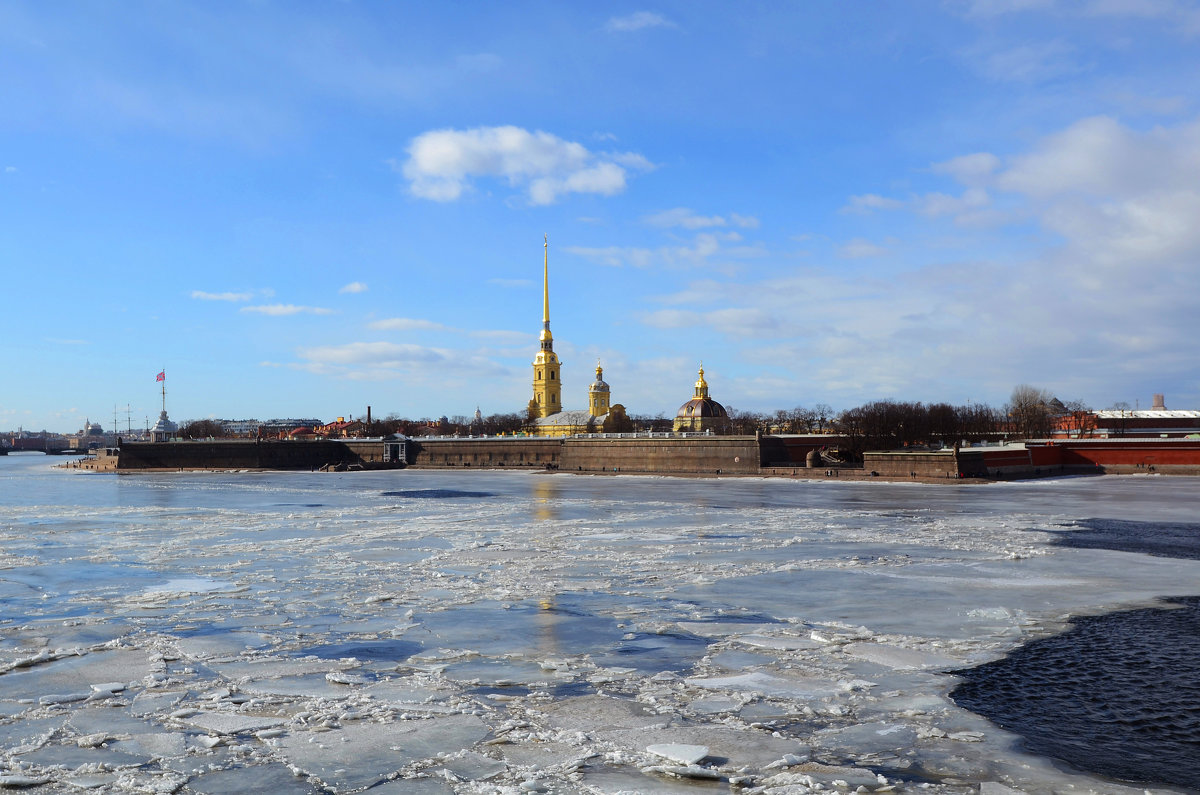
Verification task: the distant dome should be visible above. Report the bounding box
[673,365,729,433]
[676,397,727,419]
[83,420,104,436]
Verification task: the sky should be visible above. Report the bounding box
[3,1,1200,433]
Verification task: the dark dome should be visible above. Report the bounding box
[676,397,728,419]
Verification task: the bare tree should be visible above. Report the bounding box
[812,403,833,433]
[1108,401,1133,437]
[180,420,225,439]
[1006,384,1055,440]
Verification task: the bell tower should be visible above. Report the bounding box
[588,361,610,417]
[530,235,562,418]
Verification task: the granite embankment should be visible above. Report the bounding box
[71,436,1200,480]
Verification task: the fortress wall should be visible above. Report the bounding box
[862,451,964,479]
[763,435,850,465]
[1034,440,1200,475]
[115,440,367,470]
[114,436,777,475]
[560,436,762,475]
[407,438,562,469]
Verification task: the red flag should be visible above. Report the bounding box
[156,371,165,382]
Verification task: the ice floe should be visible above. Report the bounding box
[1,461,1198,793]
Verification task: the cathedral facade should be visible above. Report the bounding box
[523,237,724,437]
[526,237,615,437]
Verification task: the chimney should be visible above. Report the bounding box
[367,405,372,424]
[1152,394,1166,411]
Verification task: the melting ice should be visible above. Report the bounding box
[1,454,1198,793]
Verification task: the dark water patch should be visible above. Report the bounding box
[471,684,532,698]
[547,680,594,698]
[1047,518,1200,560]
[950,596,1200,790]
[300,638,422,663]
[381,489,494,499]
[687,611,783,625]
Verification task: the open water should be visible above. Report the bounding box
[1,453,1199,794]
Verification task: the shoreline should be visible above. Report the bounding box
[58,458,1131,486]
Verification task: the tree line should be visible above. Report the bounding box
[180,383,1095,454]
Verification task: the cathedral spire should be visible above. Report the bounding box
[540,234,552,344]
[531,235,562,419]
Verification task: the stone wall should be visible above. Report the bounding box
[409,435,764,475]
[115,440,384,470]
[560,436,762,475]
[862,450,965,479]
[407,438,562,469]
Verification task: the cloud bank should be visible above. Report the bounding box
[400,125,652,205]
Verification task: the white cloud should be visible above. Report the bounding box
[567,230,760,270]
[673,113,1200,408]
[469,329,530,345]
[605,11,676,32]
[915,187,991,218]
[931,152,1001,185]
[292,341,508,384]
[367,317,449,331]
[299,341,446,366]
[959,0,1055,17]
[338,281,368,294]
[241,304,333,316]
[998,115,1200,197]
[4,166,15,173]
[528,161,626,205]
[644,208,727,229]
[958,0,1200,34]
[838,238,889,258]
[641,308,700,329]
[191,290,253,302]
[644,208,761,230]
[965,39,1081,83]
[1042,190,1200,268]
[399,125,650,205]
[1084,0,1200,32]
[844,194,905,214]
[566,245,656,268]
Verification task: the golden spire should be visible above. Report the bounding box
[541,234,551,338]
[694,364,709,399]
[596,358,603,379]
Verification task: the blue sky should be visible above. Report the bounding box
[4,1,1200,433]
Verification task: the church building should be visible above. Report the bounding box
[527,237,616,437]
[673,365,730,433]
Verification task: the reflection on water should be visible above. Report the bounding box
[531,476,559,522]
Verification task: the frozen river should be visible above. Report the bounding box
[1,453,1199,794]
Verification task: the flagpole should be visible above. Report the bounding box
[161,370,166,414]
